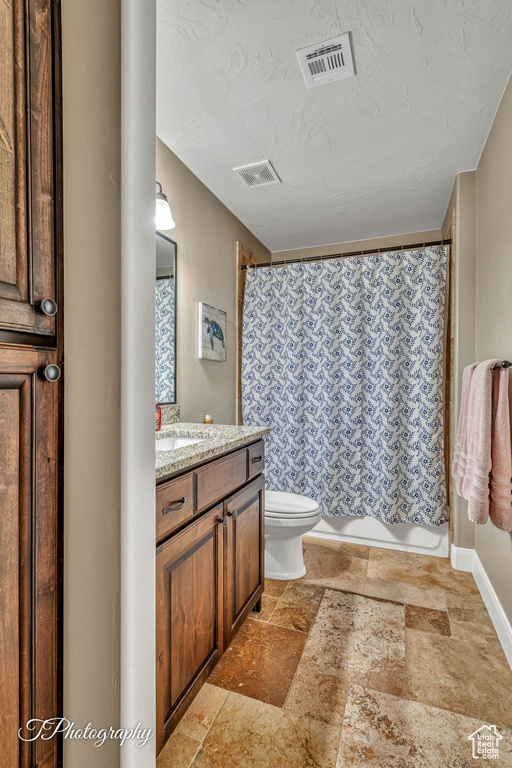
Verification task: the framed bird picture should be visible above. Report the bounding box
[198,302,227,361]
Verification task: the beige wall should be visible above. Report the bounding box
[272,229,443,261]
[62,1,121,765]
[442,172,477,549]
[156,138,270,424]
[474,76,512,624]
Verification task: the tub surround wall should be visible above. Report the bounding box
[307,519,449,558]
[437,77,512,649]
[442,172,477,551]
[156,139,270,425]
[473,75,512,629]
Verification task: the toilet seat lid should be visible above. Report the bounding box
[265,490,320,517]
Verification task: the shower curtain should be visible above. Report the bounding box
[241,246,448,526]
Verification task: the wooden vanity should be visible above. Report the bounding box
[156,438,265,753]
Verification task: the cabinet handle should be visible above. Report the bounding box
[228,510,238,519]
[251,456,263,464]
[163,497,186,514]
[39,297,58,316]
[218,517,228,527]
[43,364,61,382]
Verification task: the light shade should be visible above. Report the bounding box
[155,182,175,230]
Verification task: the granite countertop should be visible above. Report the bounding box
[156,422,270,480]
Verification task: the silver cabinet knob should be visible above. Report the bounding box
[39,298,58,316]
[43,364,61,381]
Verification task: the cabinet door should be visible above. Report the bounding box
[0,0,59,336]
[0,344,60,768]
[224,476,264,644]
[156,504,224,754]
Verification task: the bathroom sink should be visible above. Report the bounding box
[156,436,205,451]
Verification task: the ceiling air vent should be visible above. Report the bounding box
[234,160,282,188]
[296,32,355,89]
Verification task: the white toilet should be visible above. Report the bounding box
[264,490,322,580]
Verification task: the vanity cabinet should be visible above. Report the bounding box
[156,440,265,754]
[156,503,224,743]
[224,477,265,645]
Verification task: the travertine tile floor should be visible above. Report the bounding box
[158,537,512,768]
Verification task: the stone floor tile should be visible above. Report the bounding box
[176,683,228,742]
[406,628,512,729]
[337,683,512,767]
[364,575,447,610]
[445,591,496,627]
[207,619,306,707]
[300,547,368,593]
[270,582,325,633]
[301,589,407,697]
[405,604,451,636]
[250,594,279,623]
[302,536,371,560]
[193,691,340,768]
[264,578,289,599]
[284,662,348,726]
[157,731,201,768]
[367,548,479,595]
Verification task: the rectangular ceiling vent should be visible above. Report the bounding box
[296,32,355,89]
[234,160,282,188]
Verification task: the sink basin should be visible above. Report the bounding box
[156,436,205,452]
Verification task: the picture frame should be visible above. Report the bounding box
[198,302,227,361]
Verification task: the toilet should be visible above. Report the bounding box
[264,490,322,580]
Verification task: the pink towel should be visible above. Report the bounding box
[489,367,512,531]
[452,360,512,528]
[452,363,478,498]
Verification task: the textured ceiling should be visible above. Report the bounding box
[157,1,512,251]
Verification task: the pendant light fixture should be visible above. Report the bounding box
[155,182,175,230]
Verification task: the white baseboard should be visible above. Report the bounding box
[450,544,474,572]
[451,545,512,668]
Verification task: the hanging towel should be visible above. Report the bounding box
[452,363,478,497]
[489,367,512,532]
[452,360,512,528]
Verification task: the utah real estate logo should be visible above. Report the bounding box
[468,725,503,759]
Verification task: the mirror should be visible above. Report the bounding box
[156,232,177,404]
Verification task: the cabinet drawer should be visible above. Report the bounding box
[247,441,265,480]
[196,450,247,513]
[156,473,195,541]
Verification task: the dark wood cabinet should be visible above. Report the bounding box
[224,476,265,644]
[0,0,60,337]
[156,503,224,753]
[156,441,265,755]
[0,344,60,768]
[0,1,62,766]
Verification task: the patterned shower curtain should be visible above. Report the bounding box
[155,277,175,403]
[242,246,448,526]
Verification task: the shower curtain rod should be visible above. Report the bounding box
[240,239,452,270]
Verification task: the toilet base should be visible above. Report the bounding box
[265,564,306,581]
[264,531,307,581]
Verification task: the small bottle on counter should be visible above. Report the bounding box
[155,403,162,431]
[204,414,213,424]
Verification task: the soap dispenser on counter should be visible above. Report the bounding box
[155,403,162,431]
